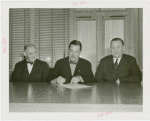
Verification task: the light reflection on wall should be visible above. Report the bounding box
[45,56,51,67]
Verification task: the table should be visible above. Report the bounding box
[9,82,143,112]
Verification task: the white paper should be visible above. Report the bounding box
[59,84,94,89]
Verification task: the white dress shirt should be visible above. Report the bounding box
[70,64,76,76]
[113,57,122,65]
[27,63,33,74]
[69,59,84,83]
[69,59,78,76]
[27,59,35,74]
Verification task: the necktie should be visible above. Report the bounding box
[114,59,119,81]
[114,59,119,69]
[70,60,77,65]
[27,61,33,65]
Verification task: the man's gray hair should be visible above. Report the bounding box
[24,44,36,51]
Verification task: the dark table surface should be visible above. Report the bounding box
[9,82,143,104]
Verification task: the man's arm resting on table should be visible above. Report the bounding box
[95,59,104,82]
[119,76,142,83]
[42,63,50,82]
[79,62,95,83]
[10,63,19,82]
[119,58,142,83]
[46,60,60,83]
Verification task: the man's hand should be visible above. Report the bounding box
[70,75,83,84]
[57,76,66,84]
[50,79,57,84]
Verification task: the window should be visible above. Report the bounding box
[10,8,69,69]
[35,9,69,67]
[103,18,124,56]
[9,8,30,69]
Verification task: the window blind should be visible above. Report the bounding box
[10,8,69,69]
[10,8,30,69]
[35,9,69,67]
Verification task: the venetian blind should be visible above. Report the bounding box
[35,9,69,67]
[10,8,30,69]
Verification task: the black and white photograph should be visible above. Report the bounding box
[1,1,150,120]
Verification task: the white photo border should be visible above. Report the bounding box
[1,0,150,120]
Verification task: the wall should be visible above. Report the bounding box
[69,8,143,72]
[9,8,143,71]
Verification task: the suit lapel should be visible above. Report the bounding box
[73,58,80,76]
[23,60,29,73]
[21,60,29,81]
[110,55,114,69]
[65,57,72,76]
[119,54,127,68]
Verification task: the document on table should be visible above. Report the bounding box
[59,84,94,89]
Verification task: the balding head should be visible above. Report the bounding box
[110,38,125,58]
[24,44,36,51]
[24,44,36,62]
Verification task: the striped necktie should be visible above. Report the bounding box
[114,59,119,81]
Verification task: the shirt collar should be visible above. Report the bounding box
[69,58,79,64]
[113,56,122,64]
[26,58,36,64]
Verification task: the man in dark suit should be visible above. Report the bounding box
[10,44,50,82]
[46,40,95,84]
[95,38,142,83]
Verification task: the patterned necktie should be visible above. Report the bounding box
[114,59,119,81]
[114,59,119,69]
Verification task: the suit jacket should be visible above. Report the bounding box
[95,54,142,83]
[10,59,50,82]
[46,57,95,83]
